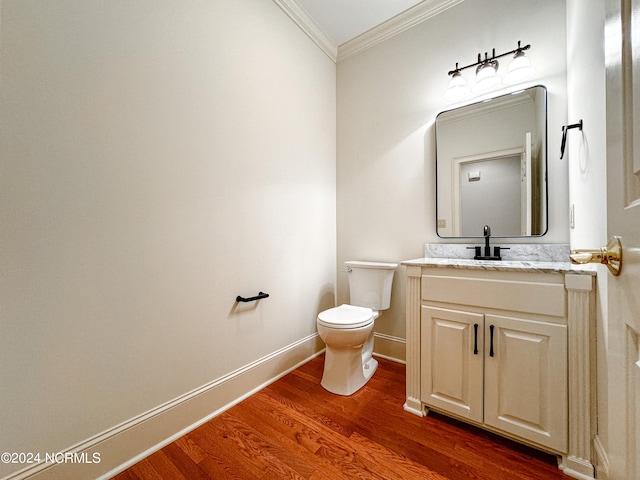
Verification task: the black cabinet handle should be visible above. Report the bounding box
[489,325,495,357]
[473,323,479,355]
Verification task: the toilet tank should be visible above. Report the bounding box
[345,261,398,310]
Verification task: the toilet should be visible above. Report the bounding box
[317,260,398,396]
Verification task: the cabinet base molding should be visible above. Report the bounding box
[403,397,426,416]
[559,455,596,480]
[592,434,610,479]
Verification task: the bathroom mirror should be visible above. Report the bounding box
[435,85,547,238]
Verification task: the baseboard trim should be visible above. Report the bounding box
[3,334,324,480]
[374,332,406,364]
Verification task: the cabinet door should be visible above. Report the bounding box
[484,314,567,452]
[421,306,484,423]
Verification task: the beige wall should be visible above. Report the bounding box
[336,0,569,350]
[0,0,336,475]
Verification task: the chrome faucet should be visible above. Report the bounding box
[467,225,509,260]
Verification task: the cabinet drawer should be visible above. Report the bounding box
[422,275,565,317]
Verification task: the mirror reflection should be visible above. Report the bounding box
[435,85,547,238]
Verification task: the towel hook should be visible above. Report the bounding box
[560,119,583,159]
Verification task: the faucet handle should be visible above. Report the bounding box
[493,246,510,258]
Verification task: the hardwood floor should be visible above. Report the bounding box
[113,354,569,479]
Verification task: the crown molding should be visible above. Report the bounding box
[272,0,338,62]
[273,0,462,64]
[337,0,464,62]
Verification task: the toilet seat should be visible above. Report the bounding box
[317,304,373,329]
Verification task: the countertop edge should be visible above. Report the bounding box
[401,258,597,275]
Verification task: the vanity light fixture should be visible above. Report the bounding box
[444,41,534,101]
[473,57,501,93]
[443,66,470,101]
[504,48,536,84]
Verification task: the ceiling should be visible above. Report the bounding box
[294,0,425,46]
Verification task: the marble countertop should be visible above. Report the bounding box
[401,257,597,275]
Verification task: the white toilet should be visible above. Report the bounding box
[317,260,398,396]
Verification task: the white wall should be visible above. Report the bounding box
[336,0,568,351]
[566,0,609,476]
[0,0,335,477]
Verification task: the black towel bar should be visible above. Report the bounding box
[236,291,269,303]
[560,119,583,159]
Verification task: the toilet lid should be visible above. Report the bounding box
[317,304,374,329]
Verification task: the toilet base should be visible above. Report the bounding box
[320,337,378,396]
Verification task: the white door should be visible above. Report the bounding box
[605,0,640,477]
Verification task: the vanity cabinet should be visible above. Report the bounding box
[403,261,596,479]
[422,306,567,452]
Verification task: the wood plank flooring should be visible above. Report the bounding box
[113,354,569,479]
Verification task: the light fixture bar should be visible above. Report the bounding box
[447,41,531,76]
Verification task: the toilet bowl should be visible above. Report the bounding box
[317,304,379,395]
[317,261,397,396]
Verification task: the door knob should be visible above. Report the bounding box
[570,236,622,276]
